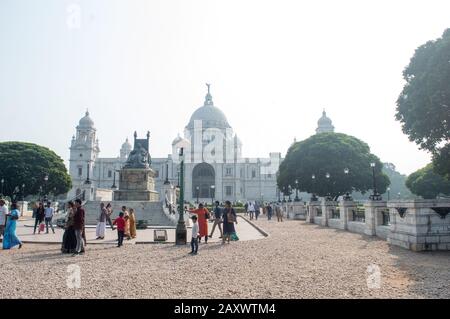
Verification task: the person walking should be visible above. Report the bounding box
[61,201,77,254]
[254,202,260,220]
[33,202,45,234]
[44,202,55,234]
[105,203,115,231]
[0,199,9,242]
[275,203,283,222]
[2,202,22,249]
[188,203,209,243]
[73,199,85,256]
[113,212,126,247]
[208,201,223,239]
[121,206,131,240]
[244,202,249,217]
[266,203,273,221]
[95,203,107,240]
[129,208,137,239]
[189,215,199,255]
[248,201,255,220]
[222,201,238,244]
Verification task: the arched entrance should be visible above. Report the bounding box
[192,162,215,199]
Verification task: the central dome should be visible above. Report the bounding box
[186,85,231,130]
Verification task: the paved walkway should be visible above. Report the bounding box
[15,215,266,244]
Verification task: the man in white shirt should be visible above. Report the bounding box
[44,202,55,234]
[189,215,199,255]
[248,202,255,220]
[0,199,9,240]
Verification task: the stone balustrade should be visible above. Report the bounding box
[300,198,450,251]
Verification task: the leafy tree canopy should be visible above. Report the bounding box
[406,163,450,199]
[396,28,450,178]
[0,141,72,198]
[277,133,390,199]
[381,163,414,199]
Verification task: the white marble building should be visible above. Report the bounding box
[68,87,334,203]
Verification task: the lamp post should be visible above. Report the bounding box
[325,172,331,200]
[84,163,91,184]
[196,186,200,204]
[0,178,4,198]
[43,174,49,204]
[39,186,43,202]
[12,186,19,202]
[311,174,318,201]
[175,147,187,245]
[288,185,292,202]
[111,170,118,189]
[210,185,215,206]
[294,179,300,202]
[369,162,381,200]
[387,187,390,201]
[21,183,25,216]
[343,168,352,200]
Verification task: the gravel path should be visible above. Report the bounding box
[0,219,448,299]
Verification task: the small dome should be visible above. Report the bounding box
[172,133,189,145]
[121,138,132,151]
[172,133,182,145]
[78,110,95,129]
[318,110,332,126]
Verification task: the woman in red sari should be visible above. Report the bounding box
[189,203,209,243]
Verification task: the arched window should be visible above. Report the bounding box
[192,162,215,198]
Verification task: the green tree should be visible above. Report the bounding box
[406,163,450,199]
[381,163,414,199]
[396,28,450,178]
[0,142,72,199]
[277,133,390,199]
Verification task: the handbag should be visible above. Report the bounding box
[227,209,235,223]
[39,222,45,232]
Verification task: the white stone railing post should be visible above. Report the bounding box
[307,201,320,223]
[321,200,337,227]
[364,201,387,236]
[341,200,356,229]
[387,199,450,251]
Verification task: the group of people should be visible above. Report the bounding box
[245,201,284,222]
[97,204,137,246]
[32,201,55,234]
[61,199,86,256]
[0,199,23,250]
[188,200,238,255]
[63,202,137,252]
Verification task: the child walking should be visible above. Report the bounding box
[189,215,199,255]
[113,212,126,247]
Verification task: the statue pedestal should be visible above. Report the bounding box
[113,168,159,201]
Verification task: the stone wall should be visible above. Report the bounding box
[387,200,450,251]
[303,198,450,252]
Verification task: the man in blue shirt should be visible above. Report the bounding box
[208,201,223,239]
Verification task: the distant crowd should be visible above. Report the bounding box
[0,198,286,256]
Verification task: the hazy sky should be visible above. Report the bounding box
[1,0,448,175]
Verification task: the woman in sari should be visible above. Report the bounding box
[188,203,209,243]
[124,209,131,240]
[61,201,77,254]
[3,202,22,250]
[222,201,238,244]
[129,208,137,239]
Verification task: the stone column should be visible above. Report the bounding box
[321,200,338,227]
[307,201,320,223]
[340,199,356,230]
[293,202,306,220]
[387,199,450,251]
[364,201,387,236]
[16,201,29,217]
